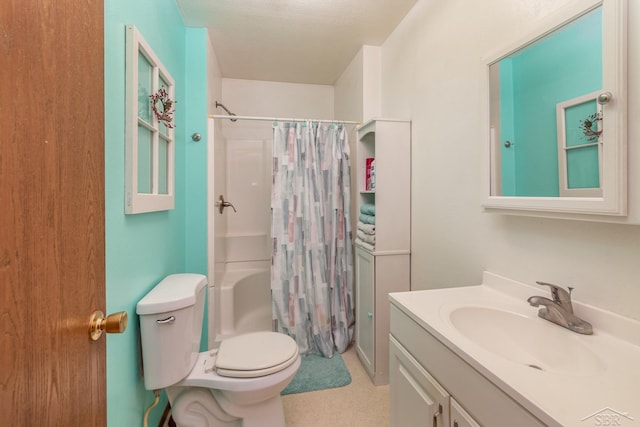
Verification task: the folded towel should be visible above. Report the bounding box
[355,238,375,252]
[360,203,376,216]
[358,213,375,225]
[357,230,376,245]
[357,221,375,235]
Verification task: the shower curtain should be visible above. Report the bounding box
[271,122,354,357]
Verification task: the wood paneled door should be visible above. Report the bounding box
[1,0,107,425]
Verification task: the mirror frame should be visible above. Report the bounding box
[481,0,627,219]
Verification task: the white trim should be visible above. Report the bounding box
[357,117,411,135]
[354,241,410,256]
[489,126,501,196]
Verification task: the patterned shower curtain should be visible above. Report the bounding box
[271,121,354,357]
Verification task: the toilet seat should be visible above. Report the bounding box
[215,332,299,378]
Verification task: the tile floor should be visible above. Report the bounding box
[282,345,390,426]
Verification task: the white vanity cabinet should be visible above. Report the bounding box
[390,335,480,427]
[389,303,546,427]
[354,118,411,385]
[389,275,640,426]
[390,336,450,427]
[451,399,481,427]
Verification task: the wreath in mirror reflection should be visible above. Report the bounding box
[579,112,602,141]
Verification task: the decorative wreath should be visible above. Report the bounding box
[579,112,602,141]
[150,88,176,128]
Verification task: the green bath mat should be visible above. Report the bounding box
[281,352,352,395]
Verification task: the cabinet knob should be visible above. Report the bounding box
[367,312,373,318]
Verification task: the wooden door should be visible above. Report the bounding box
[0,0,106,425]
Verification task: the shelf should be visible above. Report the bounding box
[355,119,411,386]
[357,117,412,134]
[356,118,410,253]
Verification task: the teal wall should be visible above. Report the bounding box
[184,31,209,277]
[499,7,602,196]
[184,28,210,349]
[104,1,208,426]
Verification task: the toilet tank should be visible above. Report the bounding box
[136,274,207,390]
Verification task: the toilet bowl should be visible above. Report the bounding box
[137,274,300,427]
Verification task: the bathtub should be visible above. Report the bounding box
[215,262,272,342]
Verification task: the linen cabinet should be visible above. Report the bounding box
[354,118,411,385]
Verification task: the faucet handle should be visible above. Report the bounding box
[535,281,573,309]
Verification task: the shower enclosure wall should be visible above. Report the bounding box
[208,78,336,346]
[213,120,273,343]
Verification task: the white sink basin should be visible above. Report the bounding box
[390,275,640,427]
[449,306,605,376]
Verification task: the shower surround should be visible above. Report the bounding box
[208,78,337,345]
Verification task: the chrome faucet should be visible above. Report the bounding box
[527,281,593,335]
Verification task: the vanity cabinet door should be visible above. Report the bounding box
[451,399,480,427]
[390,336,450,427]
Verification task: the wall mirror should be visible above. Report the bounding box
[482,0,627,218]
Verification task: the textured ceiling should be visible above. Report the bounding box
[175,0,417,85]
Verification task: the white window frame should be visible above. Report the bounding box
[556,91,603,197]
[125,25,175,214]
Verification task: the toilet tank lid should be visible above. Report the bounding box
[136,274,207,315]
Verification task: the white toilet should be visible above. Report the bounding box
[136,273,300,427]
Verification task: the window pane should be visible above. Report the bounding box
[158,137,169,195]
[137,125,153,194]
[159,120,169,136]
[565,99,598,147]
[138,52,152,122]
[565,98,599,189]
[567,145,599,189]
[159,76,172,135]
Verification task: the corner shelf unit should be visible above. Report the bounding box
[354,118,411,385]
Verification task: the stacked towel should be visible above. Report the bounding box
[357,222,375,234]
[356,240,375,252]
[355,204,376,251]
[357,229,375,245]
[360,203,375,216]
[358,213,375,225]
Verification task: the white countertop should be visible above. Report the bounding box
[389,272,640,427]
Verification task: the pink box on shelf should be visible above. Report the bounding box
[365,157,374,190]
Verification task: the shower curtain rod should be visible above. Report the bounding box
[210,114,360,125]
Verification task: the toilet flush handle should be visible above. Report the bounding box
[156,316,175,324]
